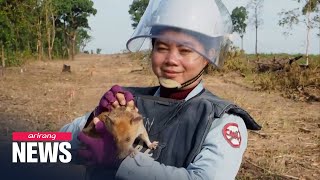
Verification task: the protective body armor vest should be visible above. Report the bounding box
[125,86,261,168]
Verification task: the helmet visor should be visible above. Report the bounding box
[126,0,232,67]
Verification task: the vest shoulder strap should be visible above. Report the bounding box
[200,90,261,130]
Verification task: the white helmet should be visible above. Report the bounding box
[126,0,233,67]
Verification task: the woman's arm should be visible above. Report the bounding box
[59,112,91,149]
[115,113,248,180]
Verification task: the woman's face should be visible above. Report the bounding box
[151,30,208,89]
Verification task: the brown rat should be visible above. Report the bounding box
[82,107,158,159]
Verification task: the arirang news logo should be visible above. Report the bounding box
[12,132,72,163]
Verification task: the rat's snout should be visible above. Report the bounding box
[130,112,143,125]
[133,112,142,119]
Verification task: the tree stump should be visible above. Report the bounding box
[62,64,71,73]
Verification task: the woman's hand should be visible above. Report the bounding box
[77,117,119,166]
[94,85,136,115]
[78,85,135,166]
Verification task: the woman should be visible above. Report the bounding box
[61,0,261,179]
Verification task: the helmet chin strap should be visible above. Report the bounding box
[159,68,205,89]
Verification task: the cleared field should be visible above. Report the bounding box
[0,53,319,179]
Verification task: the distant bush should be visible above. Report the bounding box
[224,57,254,74]
[127,51,150,61]
[127,51,153,74]
[96,48,102,54]
[253,61,319,90]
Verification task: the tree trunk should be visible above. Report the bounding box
[255,25,258,55]
[1,44,5,68]
[72,37,75,60]
[50,12,56,60]
[71,32,76,60]
[255,6,258,56]
[45,0,56,60]
[45,4,52,60]
[67,47,71,60]
[306,21,310,66]
[37,17,43,61]
[305,3,311,66]
[240,35,244,50]
[64,21,71,60]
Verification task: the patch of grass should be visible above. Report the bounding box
[205,53,320,101]
[253,61,319,91]
[223,56,255,75]
[127,51,151,61]
[127,51,154,74]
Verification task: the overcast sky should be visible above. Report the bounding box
[85,0,320,55]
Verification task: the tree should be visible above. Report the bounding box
[247,0,264,55]
[77,28,92,52]
[0,1,12,67]
[279,0,320,65]
[0,0,38,65]
[311,2,319,54]
[0,0,96,66]
[96,48,102,54]
[128,0,149,29]
[231,6,248,51]
[44,0,58,60]
[314,12,320,39]
[54,0,97,60]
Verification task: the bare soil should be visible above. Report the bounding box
[0,54,319,179]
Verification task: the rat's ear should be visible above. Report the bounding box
[130,116,142,125]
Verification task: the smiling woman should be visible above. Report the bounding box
[151,30,209,90]
[61,0,261,179]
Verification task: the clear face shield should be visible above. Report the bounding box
[126,0,232,88]
[126,0,233,68]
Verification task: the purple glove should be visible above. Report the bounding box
[95,85,134,115]
[77,119,118,166]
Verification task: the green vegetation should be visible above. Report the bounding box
[221,53,320,101]
[0,0,96,66]
[231,6,248,50]
[128,0,149,29]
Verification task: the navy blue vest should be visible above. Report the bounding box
[125,86,261,168]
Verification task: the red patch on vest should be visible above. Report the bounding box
[222,123,241,148]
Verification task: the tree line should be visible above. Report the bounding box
[0,0,96,67]
[1,0,318,67]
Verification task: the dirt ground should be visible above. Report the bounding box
[0,54,319,179]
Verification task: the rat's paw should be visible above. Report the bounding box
[148,141,159,150]
[129,148,138,157]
